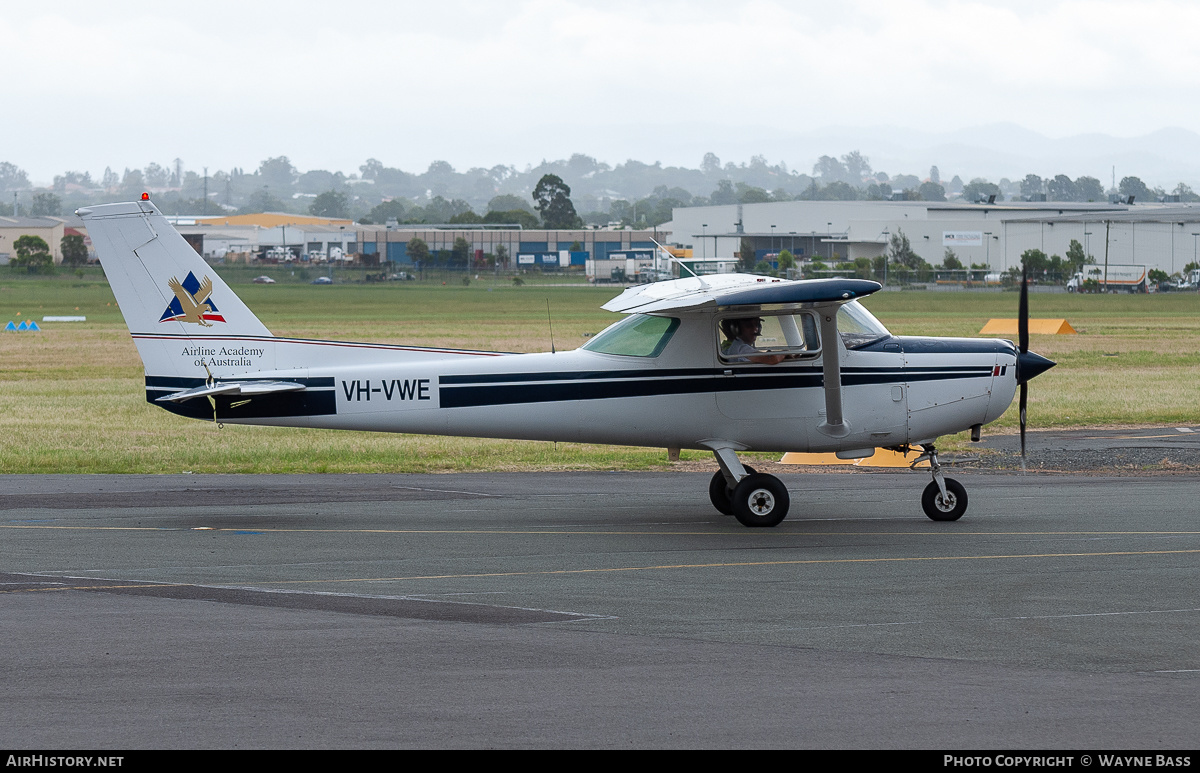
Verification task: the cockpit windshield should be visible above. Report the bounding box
[582,314,679,357]
[837,301,891,349]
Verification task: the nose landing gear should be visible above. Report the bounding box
[915,444,968,521]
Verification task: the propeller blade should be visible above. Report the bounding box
[1019,381,1028,458]
[1018,263,1029,354]
[1015,264,1047,471]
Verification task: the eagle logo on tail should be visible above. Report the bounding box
[159,272,225,325]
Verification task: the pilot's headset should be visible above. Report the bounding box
[720,318,742,340]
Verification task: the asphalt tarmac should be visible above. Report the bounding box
[2,471,1198,749]
[971,425,1200,471]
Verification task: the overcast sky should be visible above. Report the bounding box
[4,0,1199,183]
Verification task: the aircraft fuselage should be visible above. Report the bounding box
[144,316,1018,454]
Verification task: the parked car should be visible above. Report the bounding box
[310,276,333,284]
[252,275,276,284]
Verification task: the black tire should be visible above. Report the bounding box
[731,473,789,527]
[708,465,757,516]
[708,471,735,515]
[921,478,968,521]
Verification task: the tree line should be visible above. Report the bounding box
[2,151,1194,231]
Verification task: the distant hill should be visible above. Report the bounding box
[704,122,1200,188]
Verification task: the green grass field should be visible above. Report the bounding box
[2,271,1198,473]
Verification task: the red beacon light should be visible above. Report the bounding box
[141,192,149,201]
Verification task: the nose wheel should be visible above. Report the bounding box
[921,478,967,521]
[915,443,968,521]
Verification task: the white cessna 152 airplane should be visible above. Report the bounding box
[80,197,1055,527]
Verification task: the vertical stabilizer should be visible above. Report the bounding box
[79,199,275,378]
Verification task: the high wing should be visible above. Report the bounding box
[602,275,882,314]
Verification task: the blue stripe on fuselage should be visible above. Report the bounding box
[438,365,993,409]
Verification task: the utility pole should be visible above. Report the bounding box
[881,230,890,287]
[1103,220,1111,292]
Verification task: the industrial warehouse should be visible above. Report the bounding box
[669,199,1200,278]
[158,215,669,278]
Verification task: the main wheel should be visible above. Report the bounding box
[921,478,968,521]
[708,466,756,516]
[731,473,790,527]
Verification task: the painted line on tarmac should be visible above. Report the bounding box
[248,547,1200,586]
[390,485,503,497]
[3,524,1200,537]
[0,572,599,624]
[752,606,1200,634]
[0,582,189,594]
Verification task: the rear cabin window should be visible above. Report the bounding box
[583,314,680,357]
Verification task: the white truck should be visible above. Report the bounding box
[1067,264,1147,293]
[586,258,631,283]
[586,255,665,284]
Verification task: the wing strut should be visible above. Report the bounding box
[816,307,849,438]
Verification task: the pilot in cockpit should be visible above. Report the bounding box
[720,317,788,365]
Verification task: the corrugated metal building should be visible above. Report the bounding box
[671,200,1200,274]
[352,225,669,268]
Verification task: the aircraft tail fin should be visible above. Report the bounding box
[79,199,275,379]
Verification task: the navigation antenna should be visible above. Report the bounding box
[650,237,708,289]
[546,298,556,354]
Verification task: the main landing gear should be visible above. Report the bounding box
[708,450,790,527]
[914,443,967,522]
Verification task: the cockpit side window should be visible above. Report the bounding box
[717,311,820,365]
[582,314,680,357]
[837,301,892,349]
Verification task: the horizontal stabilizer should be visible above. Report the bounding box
[156,380,307,403]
